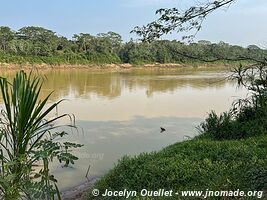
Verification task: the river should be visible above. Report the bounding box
[0,68,247,191]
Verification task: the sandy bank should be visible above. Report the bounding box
[0,63,230,71]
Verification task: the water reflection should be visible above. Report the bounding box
[0,68,230,101]
[52,116,201,190]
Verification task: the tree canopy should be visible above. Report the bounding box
[0,25,264,65]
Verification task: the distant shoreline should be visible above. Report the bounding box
[0,63,232,71]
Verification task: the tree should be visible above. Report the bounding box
[0,24,265,65]
[198,40,212,45]
[132,0,236,42]
[247,44,260,50]
[17,26,57,42]
[73,33,94,52]
[97,31,123,53]
[119,39,135,63]
[0,26,14,51]
[17,26,60,56]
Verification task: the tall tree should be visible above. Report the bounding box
[16,26,59,56]
[97,32,123,53]
[17,26,57,42]
[0,26,14,51]
[73,33,94,52]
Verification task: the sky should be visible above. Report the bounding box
[1,0,267,47]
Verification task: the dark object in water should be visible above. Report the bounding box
[86,164,91,180]
[160,127,166,133]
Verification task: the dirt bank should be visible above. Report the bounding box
[0,63,230,71]
[61,177,100,200]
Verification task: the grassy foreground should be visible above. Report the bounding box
[86,135,267,199]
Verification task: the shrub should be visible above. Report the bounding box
[197,111,238,140]
[0,71,82,199]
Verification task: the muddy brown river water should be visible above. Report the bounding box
[0,68,247,191]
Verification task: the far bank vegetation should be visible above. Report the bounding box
[0,26,264,66]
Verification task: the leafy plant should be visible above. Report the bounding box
[197,111,236,140]
[0,71,83,199]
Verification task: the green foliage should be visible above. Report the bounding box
[0,71,82,199]
[0,27,14,51]
[197,109,267,140]
[132,0,236,42]
[197,111,237,140]
[0,26,264,66]
[198,63,267,140]
[86,135,267,200]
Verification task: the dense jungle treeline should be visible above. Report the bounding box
[0,26,265,65]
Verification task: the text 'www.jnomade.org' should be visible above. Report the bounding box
[92,188,264,199]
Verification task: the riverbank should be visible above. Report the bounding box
[0,62,234,71]
[61,177,100,200]
[85,134,267,200]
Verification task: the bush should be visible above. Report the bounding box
[198,101,267,140]
[235,104,267,137]
[197,111,237,140]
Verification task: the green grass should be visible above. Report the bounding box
[86,135,267,199]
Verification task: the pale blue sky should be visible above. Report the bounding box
[1,0,267,46]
